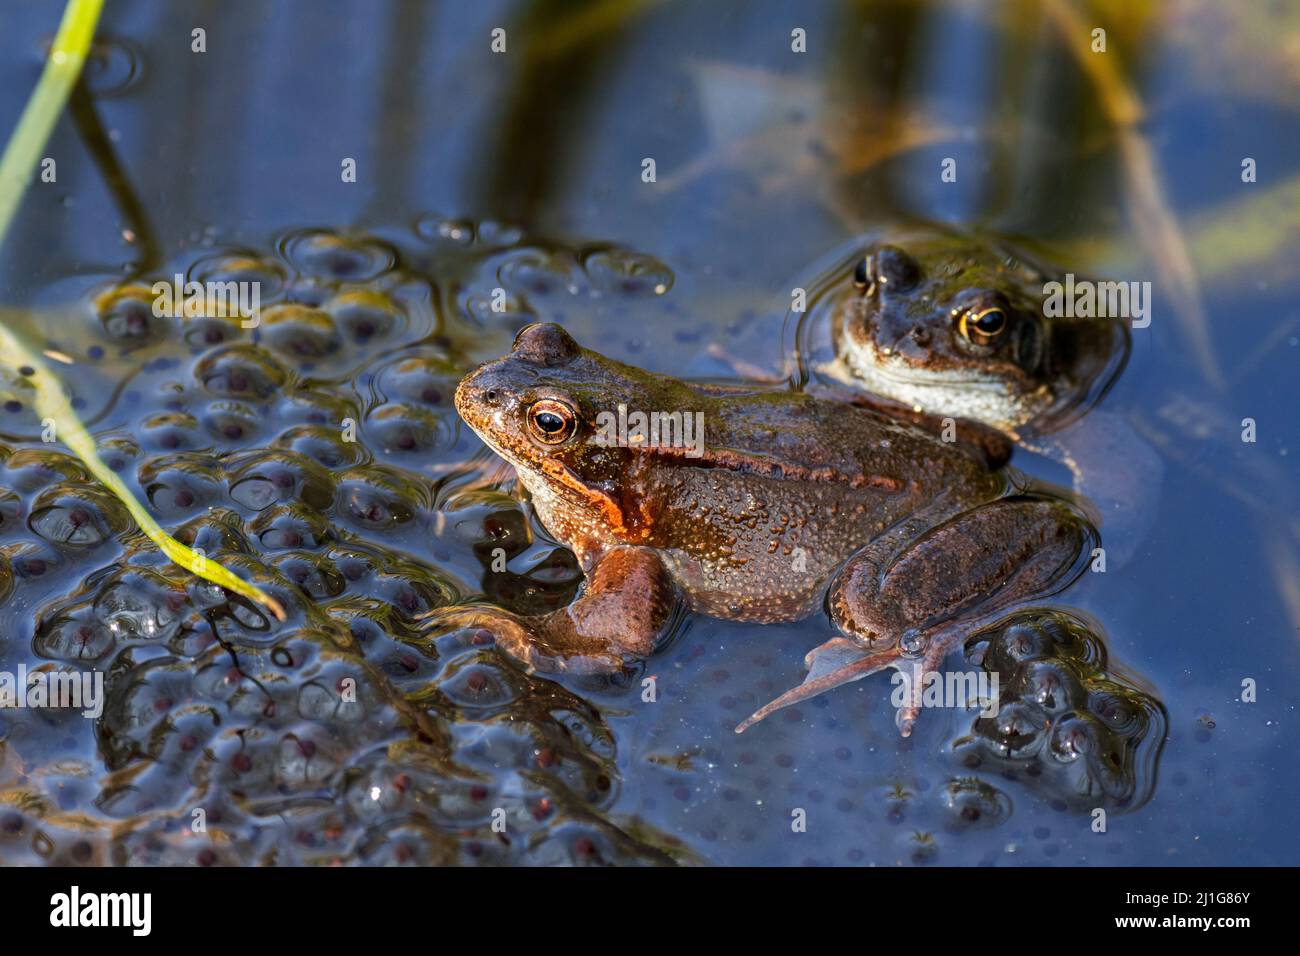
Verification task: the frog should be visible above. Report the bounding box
[817,224,1161,565]
[825,225,1128,435]
[430,322,1097,736]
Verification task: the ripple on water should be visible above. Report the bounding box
[81,37,144,96]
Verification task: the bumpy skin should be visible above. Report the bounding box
[442,323,1094,735]
[829,225,1129,437]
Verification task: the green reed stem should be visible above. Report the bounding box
[0,0,103,241]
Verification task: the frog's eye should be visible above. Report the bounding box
[873,246,920,291]
[853,256,872,292]
[527,399,578,445]
[959,306,1008,345]
[856,246,920,295]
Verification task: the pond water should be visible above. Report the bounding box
[0,0,1296,866]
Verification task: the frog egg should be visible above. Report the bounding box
[193,345,289,399]
[334,469,421,531]
[271,424,368,469]
[260,303,343,359]
[1007,661,1086,715]
[138,411,203,451]
[92,568,187,642]
[322,288,406,344]
[94,283,171,345]
[974,699,1048,758]
[188,250,288,302]
[582,248,674,297]
[33,612,115,663]
[279,228,397,282]
[939,777,1013,829]
[364,403,450,455]
[28,487,125,546]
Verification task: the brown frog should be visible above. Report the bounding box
[436,323,1096,735]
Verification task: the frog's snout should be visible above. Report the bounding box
[453,365,499,424]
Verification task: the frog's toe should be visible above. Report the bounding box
[896,704,920,737]
[418,605,502,634]
[892,637,961,737]
[419,606,533,658]
[421,605,636,675]
[736,639,900,733]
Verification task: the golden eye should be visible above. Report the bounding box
[959,307,1007,344]
[527,399,577,445]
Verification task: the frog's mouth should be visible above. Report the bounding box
[454,369,524,467]
[832,337,1044,434]
[834,301,1129,437]
[463,418,513,464]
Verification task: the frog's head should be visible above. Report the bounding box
[455,323,670,536]
[832,230,1128,435]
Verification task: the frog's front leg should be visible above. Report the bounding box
[739,496,1095,736]
[424,546,678,675]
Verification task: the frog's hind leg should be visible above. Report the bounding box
[735,638,901,732]
[828,495,1096,736]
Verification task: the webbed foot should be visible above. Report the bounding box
[419,605,626,674]
[736,637,901,733]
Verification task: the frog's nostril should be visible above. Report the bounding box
[485,389,498,402]
[910,327,931,346]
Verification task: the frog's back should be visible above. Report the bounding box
[635,390,1002,621]
[688,388,985,484]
